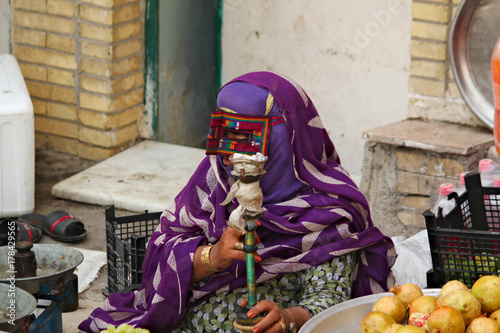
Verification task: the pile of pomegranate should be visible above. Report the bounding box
[360,275,500,332]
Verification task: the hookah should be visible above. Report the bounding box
[220,152,268,333]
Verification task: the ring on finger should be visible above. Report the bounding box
[235,242,244,251]
[278,321,286,332]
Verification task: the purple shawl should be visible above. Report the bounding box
[79,71,396,332]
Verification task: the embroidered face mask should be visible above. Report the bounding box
[205,110,284,156]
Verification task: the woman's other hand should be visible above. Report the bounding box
[241,299,287,333]
[241,299,309,333]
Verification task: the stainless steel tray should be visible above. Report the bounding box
[299,289,440,333]
[449,0,500,129]
[0,244,83,295]
[0,284,37,332]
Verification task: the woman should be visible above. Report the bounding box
[80,71,396,333]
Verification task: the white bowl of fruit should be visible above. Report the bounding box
[299,275,500,333]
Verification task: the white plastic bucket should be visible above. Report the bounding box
[0,53,34,217]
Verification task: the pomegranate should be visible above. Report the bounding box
[390,283,424,308]
[360,311,396,333]
[436,280,469,308]
[471,275,500,313]
[373,296,407,324]
[395,326,426,332]
[489,309,500,329]
[410,296,438,317]
[381,323,404,333]
[408,312,430,328]
[426,306,465,333]
[440,289,481,326]
[465,317,500,333]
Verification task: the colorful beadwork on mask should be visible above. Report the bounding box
[206,110,282,156]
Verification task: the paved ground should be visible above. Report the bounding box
[33,148,139,332]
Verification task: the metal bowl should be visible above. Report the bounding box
[0,283,37,332]
[0,244,83,295]
[299,289,441,333]
[449,0,500,129]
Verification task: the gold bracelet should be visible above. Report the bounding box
[282,309,297,333]
[201,245,222,272]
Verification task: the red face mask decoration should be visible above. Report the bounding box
[205,110,284,156]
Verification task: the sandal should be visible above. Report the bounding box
[19,210,87,243]
[0,218,43,245]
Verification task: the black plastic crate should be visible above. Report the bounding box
[424,172,500,288]
[103,205,162,295]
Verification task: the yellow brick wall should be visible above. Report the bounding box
[11,0,144,160]
[409,1,449,98]
[408,0,483,127]
[363,1,493,232]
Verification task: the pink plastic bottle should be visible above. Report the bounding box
[457,172,468,195]
[479,159,496,187]
[495,177,500,188]
[432,183,456,217]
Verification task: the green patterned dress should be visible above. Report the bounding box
[173,253,355,332]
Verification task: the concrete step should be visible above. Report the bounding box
[51,140,206,213]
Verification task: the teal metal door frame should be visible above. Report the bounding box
[144,0,159,140]
[144,0,222,142]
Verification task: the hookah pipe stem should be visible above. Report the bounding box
[244,222,258,307]
[231,156,268,332]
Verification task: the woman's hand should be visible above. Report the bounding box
[191,226,261,282]
[210,226,246,270]
[240,299,288,333]
[210,226,261,271]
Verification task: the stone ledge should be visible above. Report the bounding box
[360,119,494,237]
[51,140,206,212]
[362,119,493,155]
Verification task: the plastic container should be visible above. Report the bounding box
[0,54,34,218]
[478,158,500,187]
[495,177,500,188]
[492,35,500,155]
[104,205,162,295]
[457,172,468,195]
[424,172,500,288]
[432,183,456,217]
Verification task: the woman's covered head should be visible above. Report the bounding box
[208,71,366,209]
[212,80,309,205]
[217,81,281,117]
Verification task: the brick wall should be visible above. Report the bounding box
[362,1,496,236]
[11,0,144,160]
[364,0,499,234]
[366,0,496,234]
[394,147,479,228]
[408,0,484,127]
